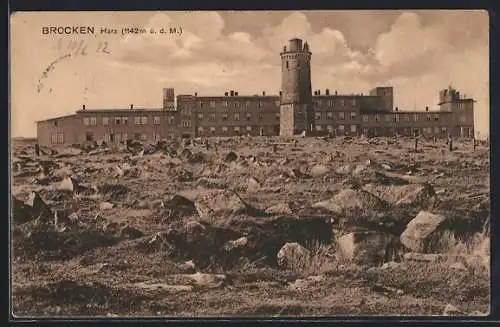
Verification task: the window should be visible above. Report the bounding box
[245,100,251,109]
[276,113,280,120]
[426,114,432,121]
[328,100,334,108]
[286,61,289,69]
[209,113,216,121]
[198,127,204,134]
[315,112,322,120]
[167,116,174,124]
[222,112,228,121]
[375,114,380,122]
[197,113,204,120]
[327,125,334,132]
[222,126,228,133]
[234,113,240,121]
[102,117,109,126]
[83,117,90,126]
[258,113,264,120]
[385,114,391,122]
[413,114,419,122]
[153,132,161,141]
[210,127,216,133]
[181,120,191,127]
[339,112,345,120]
[395,114,400,122]
[350,112,357,120]
[362,115,369,122]
[351,99,356,106]
[340,99,345,107]
[245,113,252,121]
[258,100,263,108]
[363,128,368,135]
[53,121,59,127]
[441,127,447,133]
[434,114,440,121]
[338,125,345,132]
[350,125,357,133]
[223,100,228,108]
[51,133,64,144]
[209,101,216,109]
[121,133,128,142]
[181,107,191,116]
[85,132,93,141]
[90,117,97,126]
[404,115,410,122]
[434,127,440,134]
[246,126,252,131]
[153,116,160,125]
[315,125,322,131]
[275,100,280,107]
[234,101,240,108]
[326,112,334,120]
[141,116,148,125]
[140,133,148,141]
[134,117,141,125]
[104,133,110,142]
[234,126,240,132]
[199,101,203,108]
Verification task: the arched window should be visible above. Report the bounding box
[286,61,289,69]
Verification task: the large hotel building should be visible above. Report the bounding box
[36,38,475,146]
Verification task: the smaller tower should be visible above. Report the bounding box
[163,88,175,111]
[438,86,475,138]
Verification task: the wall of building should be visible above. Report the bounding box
[36,115,78,146]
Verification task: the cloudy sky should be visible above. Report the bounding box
[10,10,489,138]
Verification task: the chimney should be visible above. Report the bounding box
[279,91,282,96]
[335,90,338,95]
[395,107,399,111]
[425,106,429,112]
[230,90,235,97]
[318,89,321,95]
[130,104,134,110]
[225,91,229,96]
[82,104,86,110]
[262,91,266,96]
[235,91,238,96]
[326,89,330,95]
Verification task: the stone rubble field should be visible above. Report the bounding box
[11,136,490,317]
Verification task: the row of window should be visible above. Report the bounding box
[313,99,357,108]
[362,126,448,135]
[82,116,172,126]
[196,112,281,121]
[190,99,279,109]
[361,113,442,123]
[315,111,357,121]
[315,124,358,133]
[85,131,162,142]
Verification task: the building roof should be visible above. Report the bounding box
[75,108,168,114]
[35,114,76,123]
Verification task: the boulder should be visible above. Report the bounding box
[58,177,74,192]
[265,202,293,215]
[99,202,114,211]
[194,190,248,221]
[312,189,387,216]
[164,194,197,219]
[363,184,438,211]
[277,242,310,269]
[310,164,329,178]
[246,177,261,193]
[119,225,144,239]
[338,231,399,265]
[400,211,446,252]
[225,151,238,162]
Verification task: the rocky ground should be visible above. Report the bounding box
[11,135,490,317]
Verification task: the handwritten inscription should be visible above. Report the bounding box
[36,54,72,94]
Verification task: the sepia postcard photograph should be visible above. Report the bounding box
[9,10,490,318]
